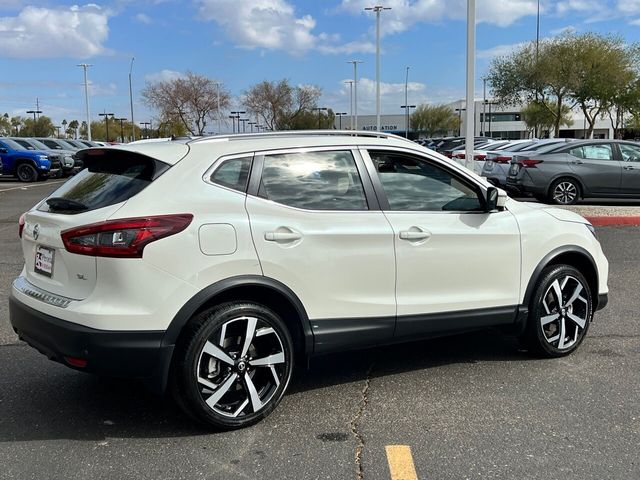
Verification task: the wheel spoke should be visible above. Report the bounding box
[270,365,281,388]
[565,283,583,307]
[557,317,566,349]
[231,398,250,418]
[551,279,563,308]
[567,312,586,329]
[250,352,285,366]
[240,317,257,358]
[244,372,263,413]
[541,313,560,326]
[202,373,237,408]
[202,341,234,365]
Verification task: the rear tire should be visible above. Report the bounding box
[524,264,592,357]
[16,163,38,182]
[171,302,294,430]
[548,178,580,205]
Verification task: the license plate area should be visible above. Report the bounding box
[35,245,55,277]
[509,164,519,176]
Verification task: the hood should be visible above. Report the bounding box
[516,201,590,224]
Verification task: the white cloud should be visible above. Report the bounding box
[134,13,152,24]
[196,0,376,56]
[631,18,640,25]
[618,0,640,14]
[145,69,186,83]
[339,0,540,33]
[88,82,117,96]
[477,41,527,59]
[0,4,110,58]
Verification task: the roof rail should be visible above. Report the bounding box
[186,130,413,145]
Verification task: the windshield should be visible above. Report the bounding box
[29,139,53,150]
[0,138,26,150]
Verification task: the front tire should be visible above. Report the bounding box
[16,163,38,182]
[171,302,294,429]
[525,264,592,357]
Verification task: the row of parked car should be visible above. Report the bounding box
[418,136,640,205]
[0,137,106,182]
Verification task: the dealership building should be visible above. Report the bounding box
[334,100,614,139]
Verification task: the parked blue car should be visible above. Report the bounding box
[0,138,59,182]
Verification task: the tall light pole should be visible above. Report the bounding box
[230,111,245,134]
[77,63,93,141]
[139,121,151,138]
[26,108,42,136]
[214,82,222,133]
[464,0,476,170]
[482,78,487,136]
[248,121,256,133]
[129,57,135,142]
[313,107,328,129]
[239,118,248,133]
[99,111,114,141]
[404,66,410,138]
[345,80,354,129]
[365,6,391,132]
[347,60,362,130]
[400,105,415,138]
[116,117,127,142]
[335,112,347,129]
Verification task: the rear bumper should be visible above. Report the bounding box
[9,294,172,392]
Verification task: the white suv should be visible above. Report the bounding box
[10,131,609,429]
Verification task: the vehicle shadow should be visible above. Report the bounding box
[0,329,533,443]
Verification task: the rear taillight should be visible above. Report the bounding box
[520,159,544,168]
[61,214,193,258]
[474,154,486,161]
[494,156,512,163]
[18,213,26,238]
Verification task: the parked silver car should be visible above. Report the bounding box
[482,139,574,189]
[507,139,640,204]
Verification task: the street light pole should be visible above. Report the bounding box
[77,63,93,140]
[400,105,415,138]
[99,111,114,141]
[239,118,248,133]
[404,66,410,138]
[347,60,362,130]
[365,6,391,132]
[313,107,328,129]
[344,81,354,129]
[214,82,222,134]
[464,0,476,170]
[335,112,347,129]
[26,108,42,136]
[129,57,135,142]
[116,117,126,142]
[139,121,151,138]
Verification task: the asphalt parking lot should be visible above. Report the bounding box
[0,179,638,480]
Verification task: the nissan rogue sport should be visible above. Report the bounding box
[10,131,609,429]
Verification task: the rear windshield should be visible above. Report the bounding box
[38,151,169,214]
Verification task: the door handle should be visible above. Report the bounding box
[264,229,302,242]
[623,165,635,170]
[399,228,431,241]
[570,160,583,165]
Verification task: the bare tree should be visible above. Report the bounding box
[142,72,230,135]
[243,79,322,130]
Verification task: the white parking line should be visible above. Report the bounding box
[0,180,65,193]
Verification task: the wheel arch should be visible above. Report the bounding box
[162,275,313,360]
[523,245,599,310]
[548,174,587,199]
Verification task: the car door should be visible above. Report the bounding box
[566,143,622,195]
[245,147,396,353]
[361,148,521,339]
[617,143,640,194]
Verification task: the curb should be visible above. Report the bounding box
[584,216,640,227]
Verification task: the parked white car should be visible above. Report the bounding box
[10,131,609,429]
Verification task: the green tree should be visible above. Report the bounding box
[142,72,230,135]
[0,113,11,136]
[19,115,55,137]
[487,32,639,138]
[410,104,461,137]
[521,100,572,137]
[243,79,323,131]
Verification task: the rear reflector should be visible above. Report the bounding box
[61,214,193,258]
[64,356,88,368]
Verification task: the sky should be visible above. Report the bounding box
[0,0,639,133]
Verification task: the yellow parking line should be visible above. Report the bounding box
[385,445,419,480]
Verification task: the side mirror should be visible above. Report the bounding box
[485,187,498,212]
[0,148,7,154]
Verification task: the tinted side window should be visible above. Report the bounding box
[619,143,640,162]
[569,147,585,159]
[41,140,62,150]
[210,157,252,192]
[259,151,368,211]
[369,151,483,212]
